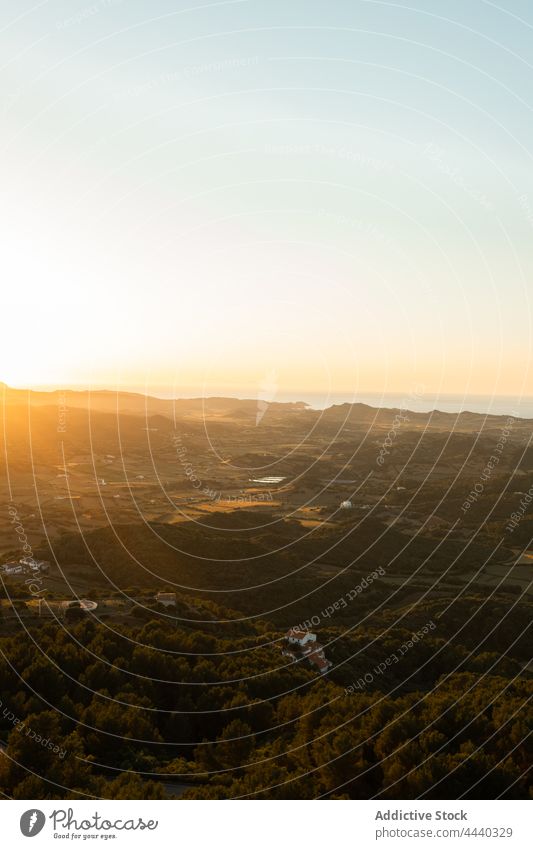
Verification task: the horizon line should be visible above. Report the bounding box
[1,381,531,419]
[2,381,532,402]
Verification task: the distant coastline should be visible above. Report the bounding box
[280,392,533,418]
[8,383,533,419]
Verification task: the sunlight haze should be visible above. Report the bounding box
[1,0,531,402]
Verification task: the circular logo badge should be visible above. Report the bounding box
[20,809,46,837]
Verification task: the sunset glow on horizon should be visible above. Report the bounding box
[1,0,531,402]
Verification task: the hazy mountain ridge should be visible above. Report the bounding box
[1,383,529,429]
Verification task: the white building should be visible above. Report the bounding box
[286,628,317,647]
[20,556,49,573]
[283,630,333,675]
[1,558,49,576]
[340,500,353,509]
[1,563,24,575]
[156,592,177,608]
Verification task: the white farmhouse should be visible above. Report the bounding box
[286,628,317,647]
[156,592,177,608]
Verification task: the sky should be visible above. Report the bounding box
[1,0,532,405]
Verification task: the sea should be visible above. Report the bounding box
[165,390,532,419]
[279,392,533,419]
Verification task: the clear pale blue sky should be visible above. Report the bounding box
[1,0,532,402]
